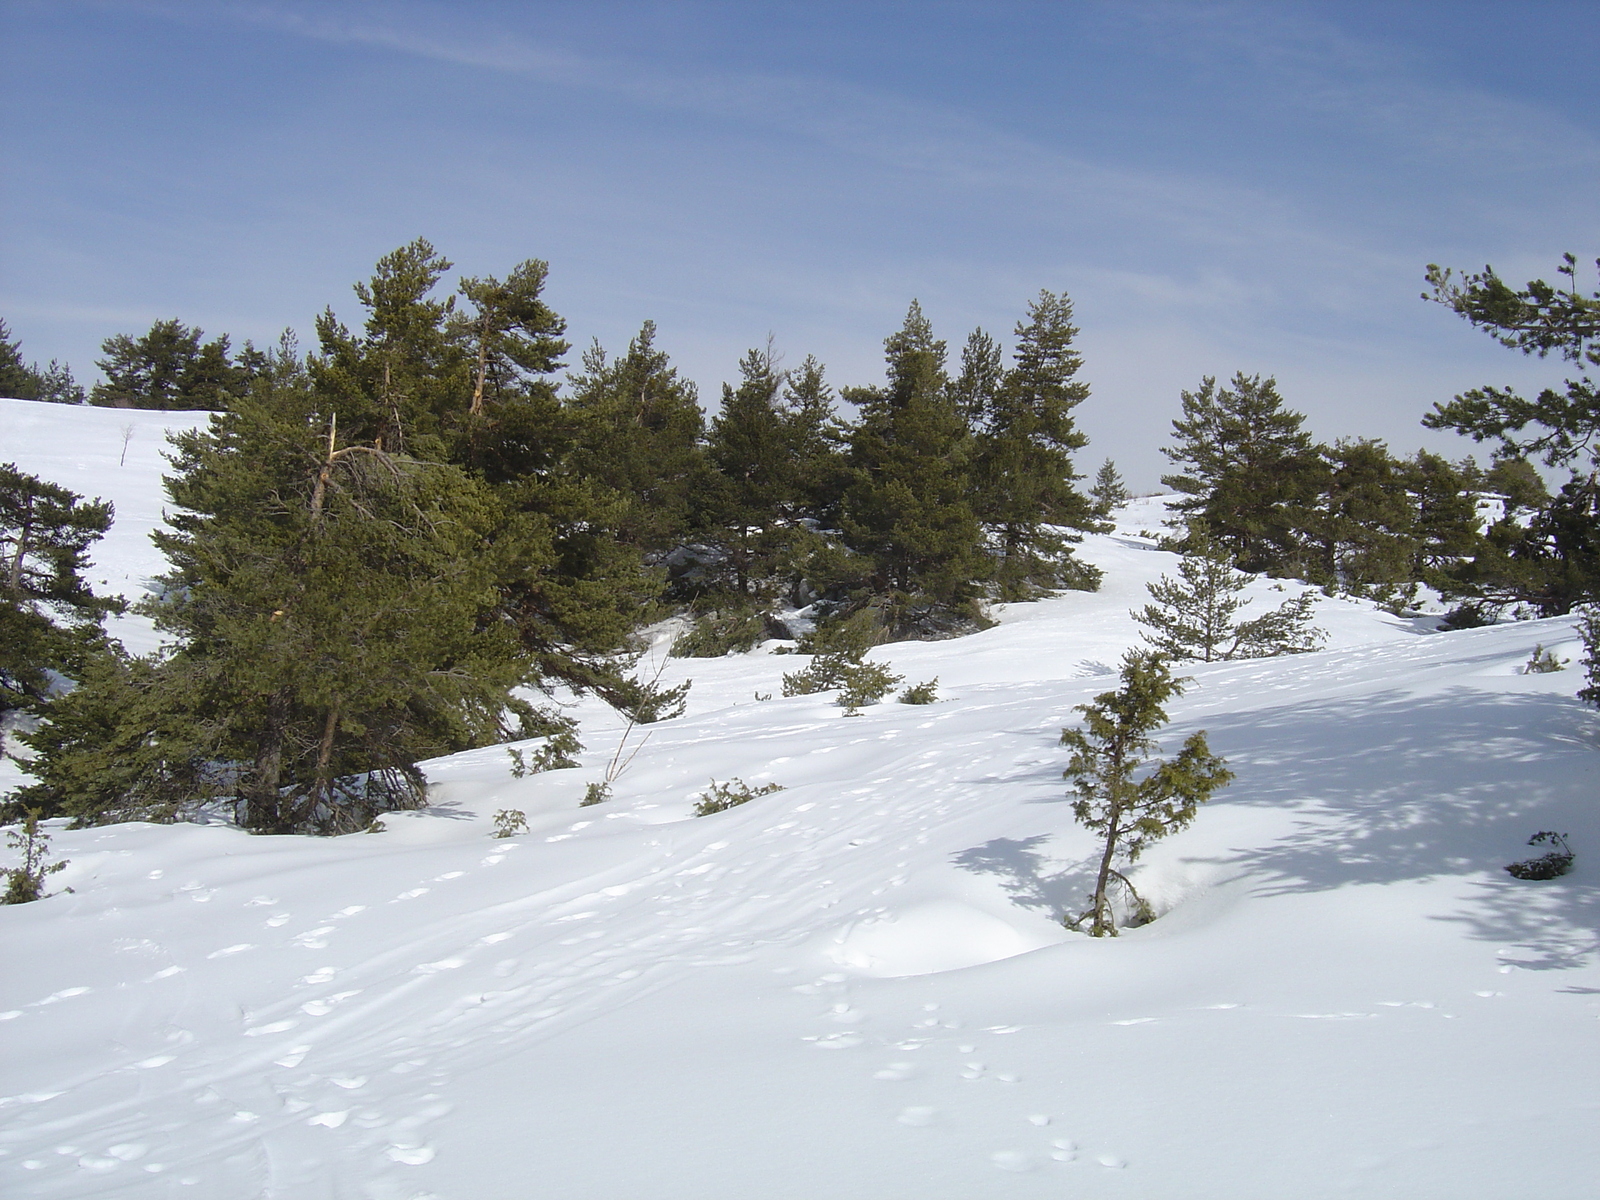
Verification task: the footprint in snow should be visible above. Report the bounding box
[874,1063,917,1081]
[805,1032,864,1050]
[206,944,255,959]
[392,888,429,901]
[302,967,338,984]
[386,1145,436,1165]
[1051,1139,1077,1162]
[265,913,291,927]
[990,1150,1035,1172]
[896,1106,938,1127]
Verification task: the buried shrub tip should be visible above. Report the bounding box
[1505,831,1574,880]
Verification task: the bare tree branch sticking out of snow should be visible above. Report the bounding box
[1061,651,1233,937]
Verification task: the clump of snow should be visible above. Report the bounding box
[1,399,1596,1198]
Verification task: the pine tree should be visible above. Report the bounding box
[1090,458,1130,520]
[565,322,706,552]
[969,292,1099,598]
[452,258,569,420]
[1300,439,1418,605]
[1423,254,1600,471]
[1402,450,1484,587]
[1161,372,1323,574]
[1061,651,1233,937]
[0,464,118,727]
[1135,537,1324,662]
[1423,255,1600,612]
[23,345,541,832]
[91,319,254,410]
[0,321,84,404]
[0,321,29,398]
[313,238,467,454]
[840,301,987,636]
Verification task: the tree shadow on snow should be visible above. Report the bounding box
[1183,686,1600,970]
[950,834,1092,921]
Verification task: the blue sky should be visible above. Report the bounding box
[3,0,1596,486]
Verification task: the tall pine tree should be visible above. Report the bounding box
[970,290,1099,598]
[840,302,986,637]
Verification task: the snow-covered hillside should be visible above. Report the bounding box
[2,398,1597,1199]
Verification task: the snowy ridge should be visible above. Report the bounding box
[1,401,1597,1198]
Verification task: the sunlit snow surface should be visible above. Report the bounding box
[2,397,1597,1199]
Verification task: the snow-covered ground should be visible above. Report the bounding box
[2,397,1597,1199]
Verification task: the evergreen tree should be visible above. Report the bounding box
[970,292,1099,598]
[1162,372,1322,574]
[781,354,850,529]
[1423,255,1600,613]
[313,238,467,454]
[0,464,118,728]
[0,321,84,404]
[23,346,541,832]
[0,320,29,398]
[1090,458,1130,519]
[91,319,254,410]
[840,301,987,635]
[1135,537,1324,662]
[1423,254,1600,471]
[1061,651,1233,937]
[697,341,826,607]
[452,258,569,420]
[1402,450,1486,586]
[1300,439,1417,604]
[565,322,706,552]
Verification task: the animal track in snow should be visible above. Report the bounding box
[873,1063,917,1080]
[990,1150,1035,1172]
[386,1145,436,1165]
[392,888,430,901]
[805,1032,864,1049]
[896,1106,938,1126]
[207,944,255,958]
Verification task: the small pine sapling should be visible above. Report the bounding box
[1523,643,1568,674]
[3,811,68,904]
[836,660,903,715]
[492,809,529,838]
[1135,537,1324,662]
[898,678,939,705]
[692,778,784,817]
[1089,458,1130,521]
[579,782,612,808]
[1505,831,1574,880]
[1061,652,1233,936]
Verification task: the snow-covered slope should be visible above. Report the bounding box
[2,399,1597,1199]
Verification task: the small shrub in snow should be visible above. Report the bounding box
[671,608,767,658]
[1523,644,1567,674]
[579,782,612,808]
[782,649,903,714]
[692,778,783,817]
[2,812,68,905]
[898,678,939,705]
[836,661,903,715]
[1504,831,1574,880]
[1061,652,1233,937]
[492,809,529,838]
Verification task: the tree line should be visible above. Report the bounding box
[3,244,1598,834]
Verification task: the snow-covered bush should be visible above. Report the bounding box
[692,778,783,817]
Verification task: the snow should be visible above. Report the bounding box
[2,396,1597,1198]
